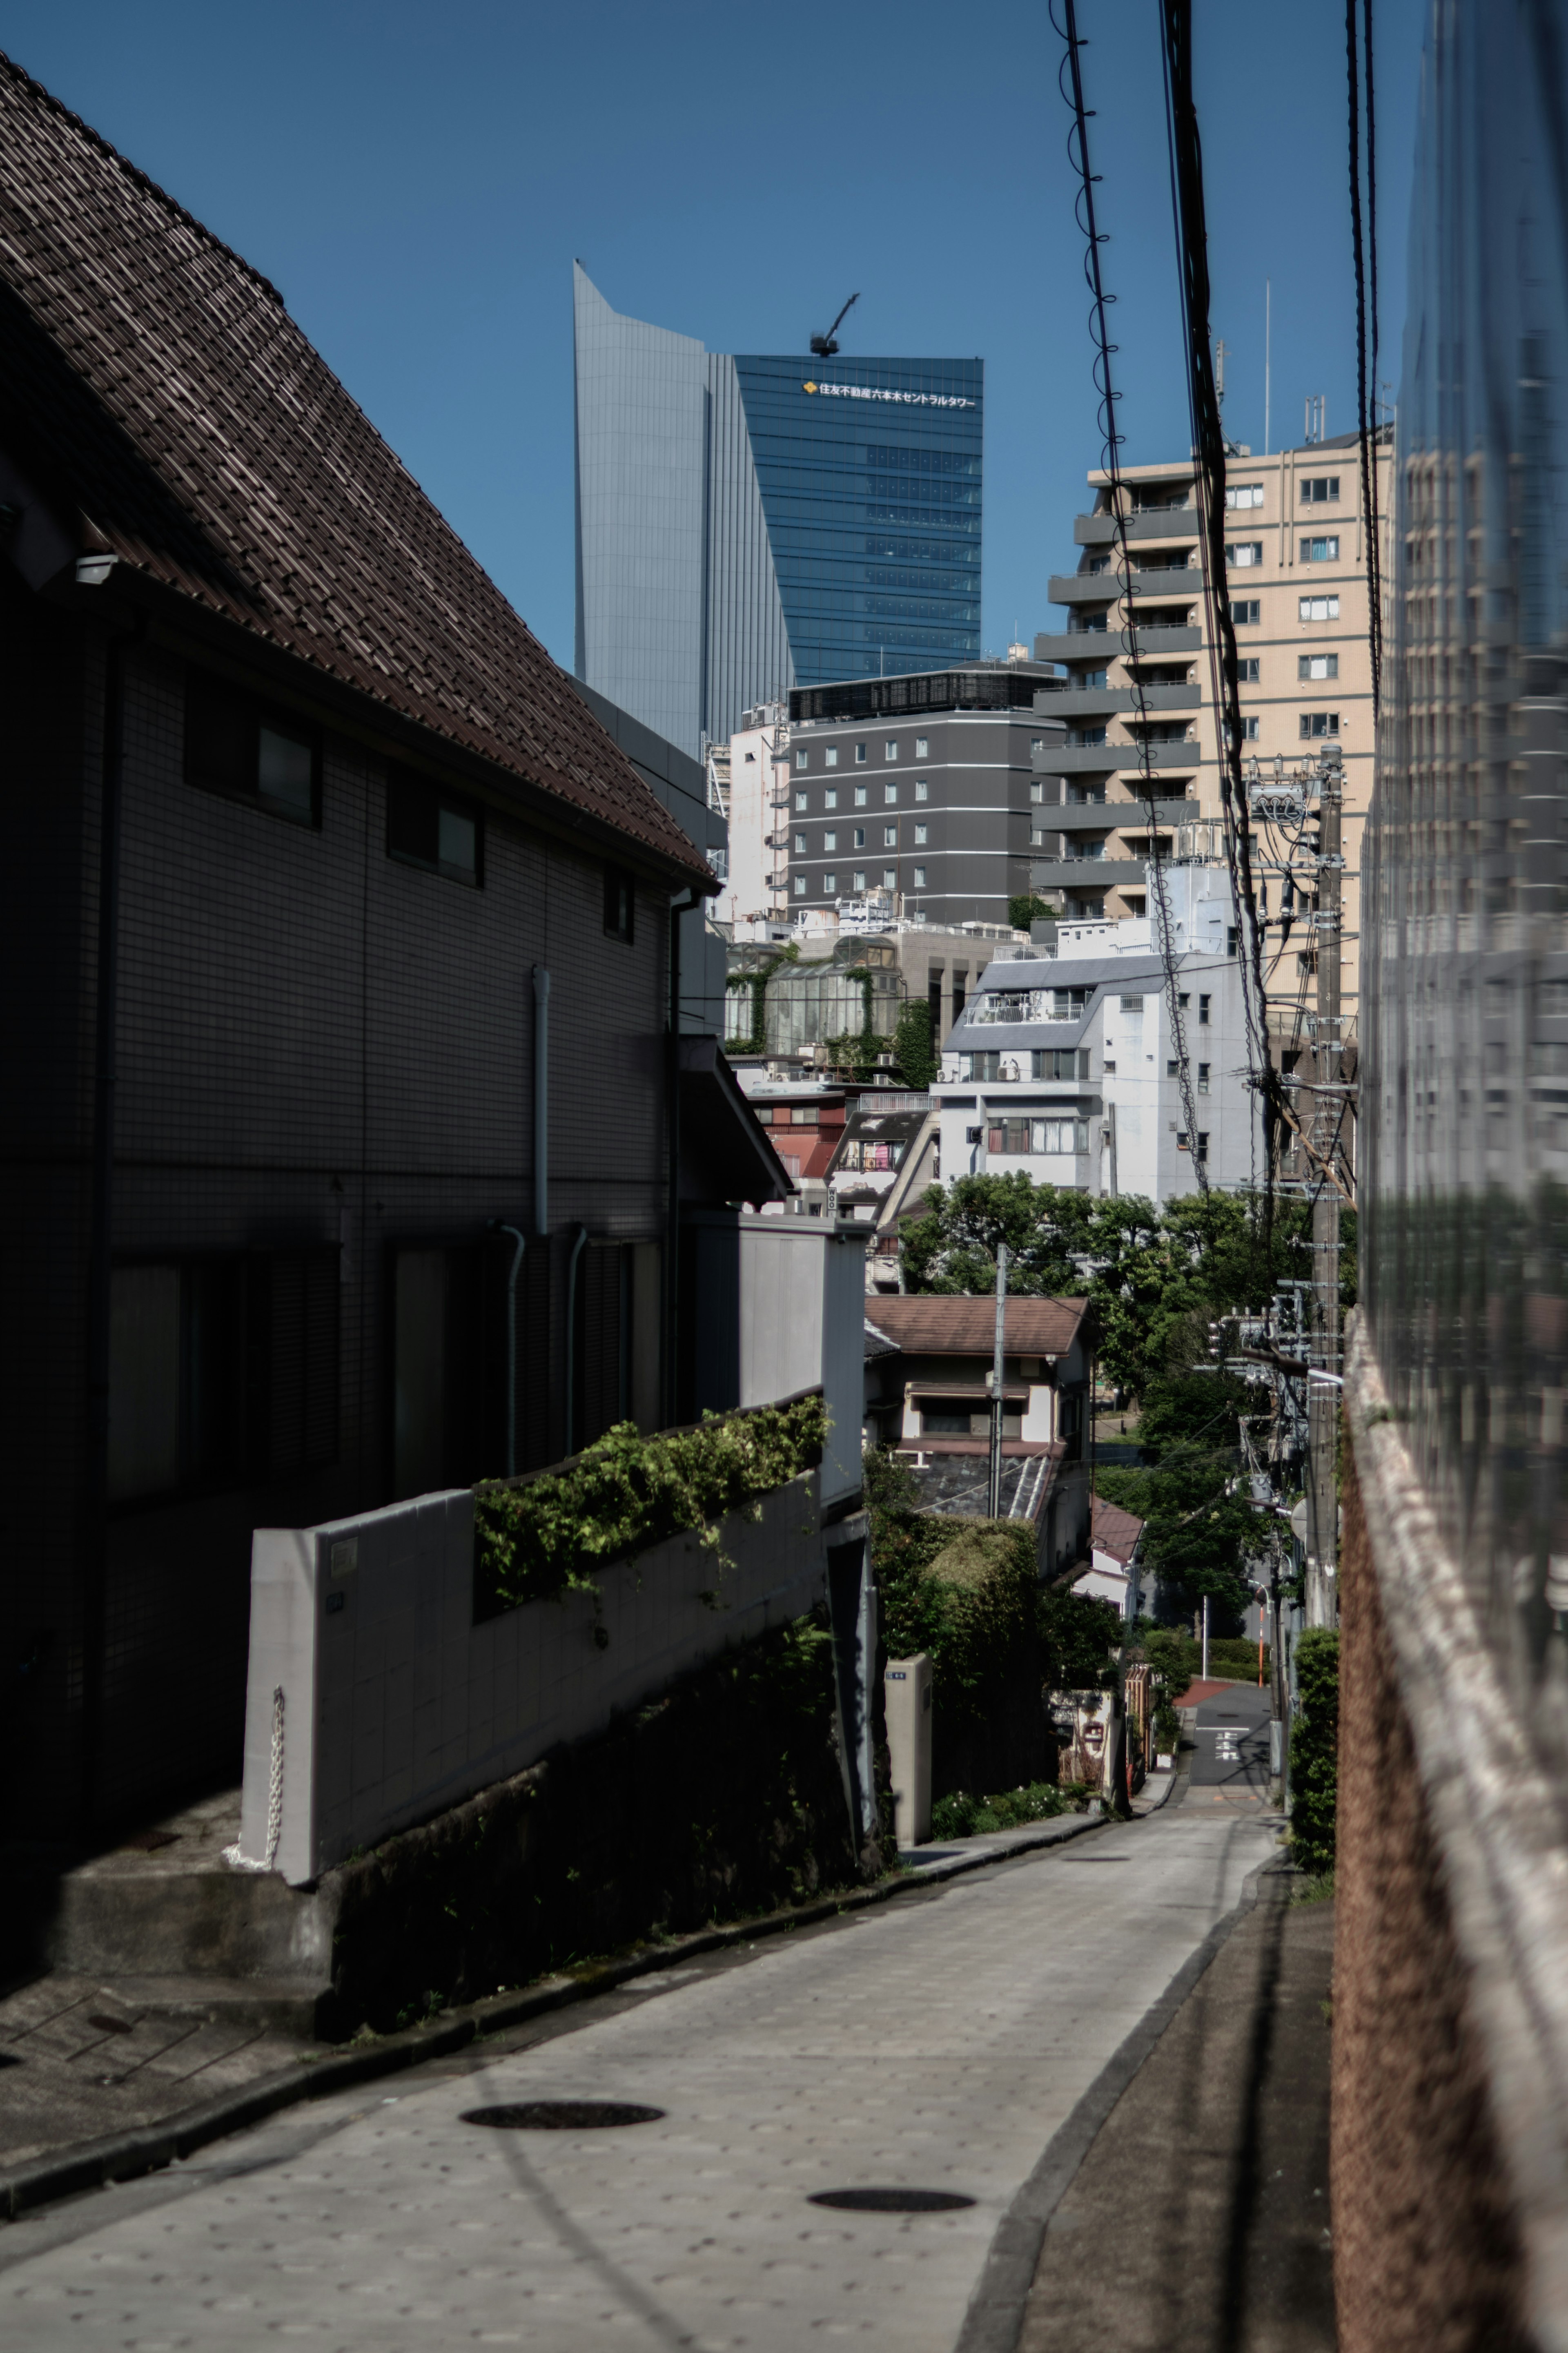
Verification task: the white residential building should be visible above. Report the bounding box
[711,701,790,936]
[934,865,1256,1204]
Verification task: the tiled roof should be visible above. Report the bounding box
[0,54,710,883]
[864,1295,1089,1356]
[1091,1496,1143,1566]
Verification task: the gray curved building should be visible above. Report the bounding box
[572,264,982,759]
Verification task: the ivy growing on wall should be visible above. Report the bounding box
[474,1394,829,1611]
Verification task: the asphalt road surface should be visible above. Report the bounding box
[2,1801,1281,2353]
[1190,1679,1275,1802]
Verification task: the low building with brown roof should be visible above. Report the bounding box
[0,54,789,1844]
[862,1294,1094,1578]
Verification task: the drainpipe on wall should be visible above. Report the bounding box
[488,1223,526,1476]
[81,614,138,1831]
[664,889,702,1427]
[564,1222,589,1458]
[532,966,550,1236]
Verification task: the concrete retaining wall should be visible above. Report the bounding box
[238,1471,830,1885]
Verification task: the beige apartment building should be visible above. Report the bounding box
[1031,427,1391,1028]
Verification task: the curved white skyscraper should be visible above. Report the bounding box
[572,264,983,759]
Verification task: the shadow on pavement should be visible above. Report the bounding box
[1017,1872,1336,2353]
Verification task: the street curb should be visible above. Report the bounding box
[953,1850,1293,2353]
[0,1800,1124,2223]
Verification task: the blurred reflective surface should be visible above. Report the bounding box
[1363,0,1568,1756]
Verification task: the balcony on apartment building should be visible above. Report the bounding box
[1028,852,1150,891]
[1041,682,1201,720]
[1048,564,1202,604]
[1033,624,1202,664]
[1040,737,1202,775]
[1035,794,1193,833]
[1074,508,1199,548]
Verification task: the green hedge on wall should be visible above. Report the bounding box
[1290,1626,1340,1873]
[474,1395,828,1611]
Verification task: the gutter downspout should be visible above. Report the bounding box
[664,888,702,1426]
[532,966,550,1237]
[564,1222,589,1458]
[82,616,137,1830]
[489,1223,526,1476]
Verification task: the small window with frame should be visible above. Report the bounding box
[185,668,321,827]
[387,767,482,885]
[603,865,636,942]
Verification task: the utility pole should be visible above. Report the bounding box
[988,1243,1009,1518]
[1305,750,1344,1627]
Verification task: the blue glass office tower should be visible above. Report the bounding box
[573,265,982,759]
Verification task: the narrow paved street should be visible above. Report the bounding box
[1,1797,1285,2353]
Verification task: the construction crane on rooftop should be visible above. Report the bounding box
[810,292,859,357]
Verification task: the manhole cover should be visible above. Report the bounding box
[462,2101,665,2130]
[809,2188,975,2213]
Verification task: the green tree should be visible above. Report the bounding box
[1095,1442,1258,1613]
[901,1173,1094,1296]
[1009,892,1060,933]
[1289,1628,1339,1872]
[893,999,937,1089]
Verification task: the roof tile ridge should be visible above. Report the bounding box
[0,49,286,310]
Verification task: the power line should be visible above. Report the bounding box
[1052,0,1207,1195]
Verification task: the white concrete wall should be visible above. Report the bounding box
[238,1472,829,1885]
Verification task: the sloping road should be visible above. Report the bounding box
[1,1800,1278,2353]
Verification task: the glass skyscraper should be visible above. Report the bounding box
[573,265,982,759]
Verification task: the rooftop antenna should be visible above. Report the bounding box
[811,292,860,358]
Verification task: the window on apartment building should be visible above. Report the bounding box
[1233,600,1261,625]
[882,868,897,888]
[795,750,808,769]
[963,1051,1001,1081]
[1030,780,1045,804]
[1299,595,1340,622]
[824,872,838,894]
[1052,986,1092,1016]
[1198,994,1212,1025]
[1298,653,1339,680]
[1176,1132,1210,1160]
[884,740,898,761]
[825,747,839,767]
[914,823,928,845]
[1167,1059,1181,1077]
[1197,1063,1211,1093]
[388,767,482,885]
[1035,1049,1092,1080]
[1300,535,1340,563]
[913,865,927,887]
[915,736,929,758]
[109,1248,339,1504]
[854,785,868,807]
[853,827,865,848]
[883,825,897,848]
[1300,711,1341,738]
[1240,716,1260,741]
[794,833,807,853]
[1120,995,1145,1015]
[796,790,808,810]
[1300,477,1341,504]
[602,865,636,942]
[915,778,929,800]
[185,668,321,827]
[1238,658,1261,683]
[1226,542,1264,567]
[824,788,838,809]
[1225,483,1265,508]
[823,831,837,852]
[884,783,898,804]
[794,876,806,896]
[855,743,868,763]
[852,870,866,891]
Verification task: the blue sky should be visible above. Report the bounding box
[2,0,1427,676]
